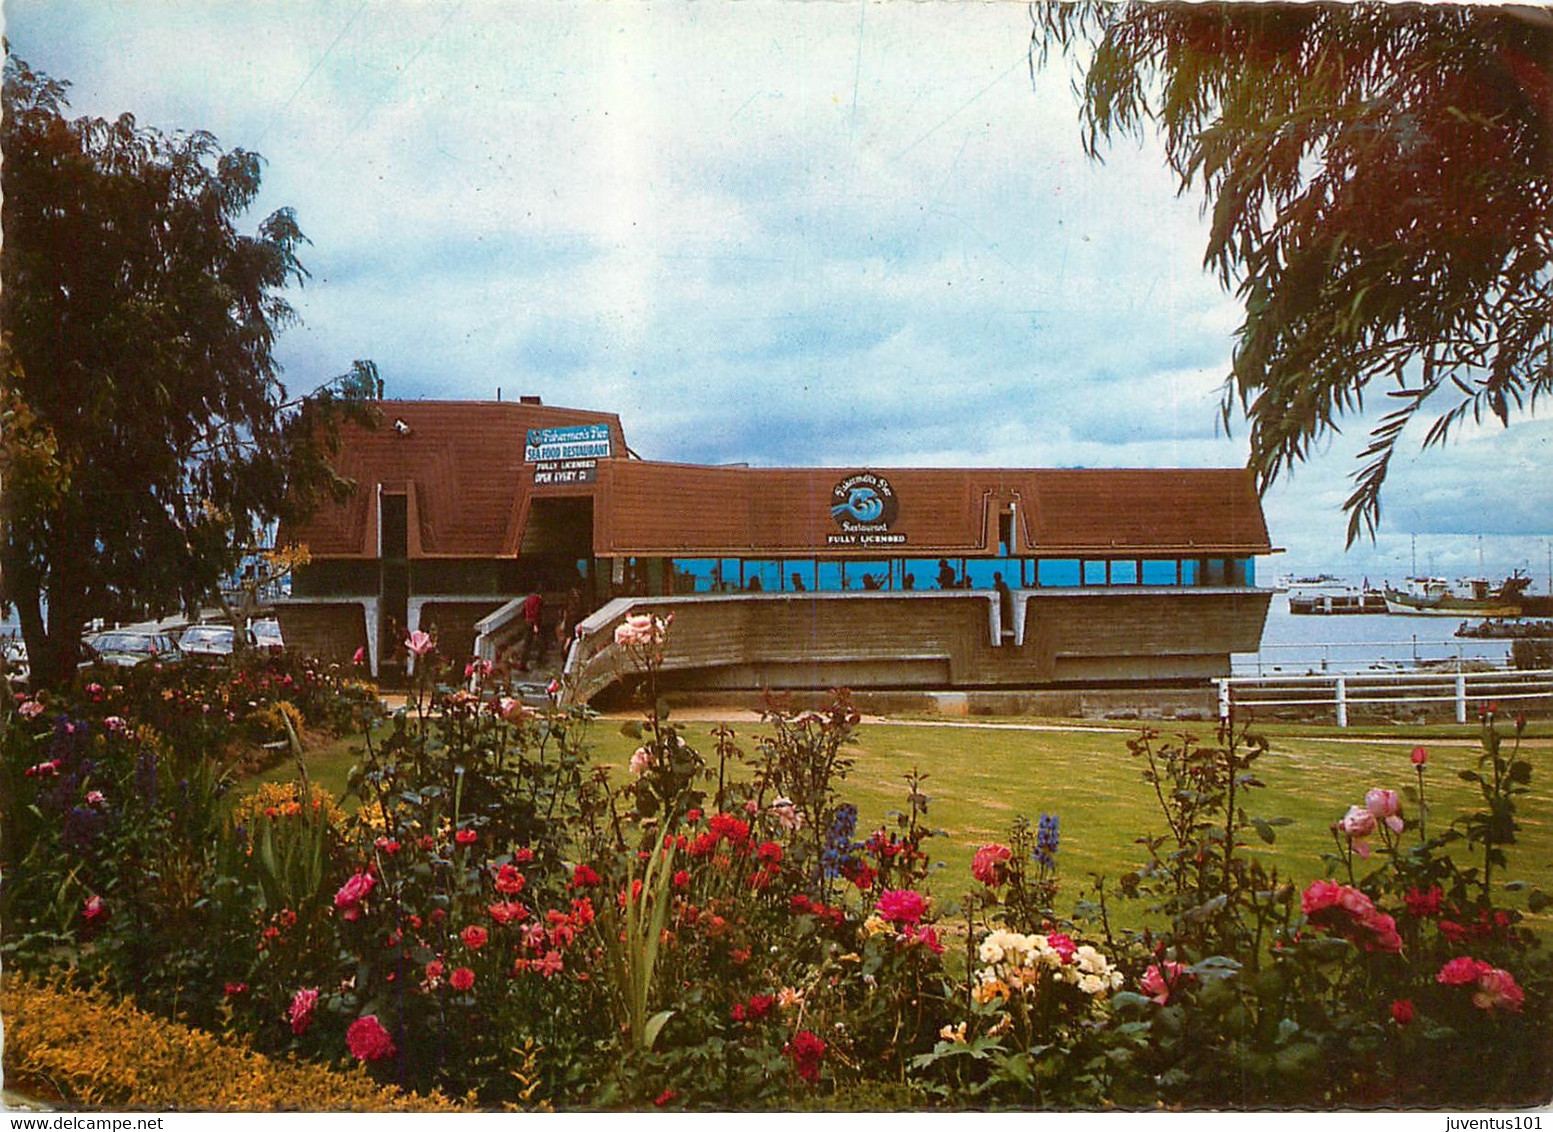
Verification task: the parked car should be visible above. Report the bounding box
[250,618,284,652]
[81,629,182,669]
[179,622,240,659]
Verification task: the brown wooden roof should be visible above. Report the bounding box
[592,463,1271,556]
[288,401,1272,559]
[281,400,625,557]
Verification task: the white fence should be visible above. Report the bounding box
[1216,668,1553,728]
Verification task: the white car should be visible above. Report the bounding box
[180,623,239,659]
[3,638,28,687]
[250,618,284,652]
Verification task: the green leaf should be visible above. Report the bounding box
[643,1009,675,1051]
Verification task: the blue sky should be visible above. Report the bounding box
[7,0,1550,586]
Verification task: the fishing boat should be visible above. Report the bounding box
[1383,574,1529,618]
[1288,587,1388,615]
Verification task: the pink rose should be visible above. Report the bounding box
[971,843,1013,887]
[82,894,107,923]
[1472,967,1524,1013]
[404,630,434,658]
[629,747,653,776]
[346,1014,396,1061]
[1365,788,1404,833]
[289,987,319,1035]
[1141,961,1188,1005]
[1046,932,1078,963]
[613,613,670,647]
[1301,879,1344,915]
[1437,956,1493,986]
[1411,746,1428,767]
[874,888,928,928]
[1358,909,1403,953]
[334,870,377,921]
[1340,805,1377,857]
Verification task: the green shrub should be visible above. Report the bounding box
[1,975,468,1111]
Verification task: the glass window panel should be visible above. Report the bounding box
[1239,558,1256,586]
[744,560,781,592]
[783,560,816,592]
[1037,559,1080,587]
[673,558,718,593]
[1083,560,1108,585]
[1180,558,1199,585]
[1110,559,1139,585]
[965,558,1016,589]
[815,559,843,591]
[844,560,893,590]
[716,558,742,592]
[1141,559,1179,586]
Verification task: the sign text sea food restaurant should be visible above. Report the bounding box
[525,424,613,462]
[826,472,907,546]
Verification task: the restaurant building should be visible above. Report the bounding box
[277,399,1276,699]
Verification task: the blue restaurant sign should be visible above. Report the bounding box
[524,424,613,462]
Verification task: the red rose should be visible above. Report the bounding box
[449,966,475,992]
[461,925,489,950]
[346,1015,396,1062]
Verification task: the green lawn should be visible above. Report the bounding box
[269,711,1553,930]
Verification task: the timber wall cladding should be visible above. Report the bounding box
[580,589,1272,691]
[273,604,368,666]
[416,601,507,665]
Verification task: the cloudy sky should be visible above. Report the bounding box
[7,0,1550,585]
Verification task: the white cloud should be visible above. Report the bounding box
[8,0,1547,579]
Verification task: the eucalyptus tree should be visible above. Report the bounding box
[1035,2,1553,541]
[1,59,377,686]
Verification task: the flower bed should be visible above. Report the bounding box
[1,975,468,1111]
[2,625,1549,1110]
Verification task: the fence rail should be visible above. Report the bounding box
[1216,668,1553,728]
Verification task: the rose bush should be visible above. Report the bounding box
[3,623,1548,1110]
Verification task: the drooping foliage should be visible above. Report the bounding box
[0,59,378,685]
[1034,2,1553,541]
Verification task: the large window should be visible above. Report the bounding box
[842,560,893,590]
[744,560,782,592]
[1038,559,1080,587]
[664,553,1259,593]
[783,560,817,592]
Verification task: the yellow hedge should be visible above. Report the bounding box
[2,976,468,1112]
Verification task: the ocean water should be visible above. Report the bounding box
[2,593,1530,678]
[1233,593,1519,677]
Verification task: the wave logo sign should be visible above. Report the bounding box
[830,472,898,531]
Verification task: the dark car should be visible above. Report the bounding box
[81,629,182,669]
